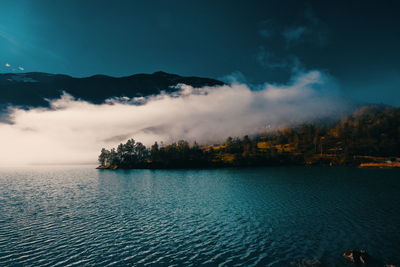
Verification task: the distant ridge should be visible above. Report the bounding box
[0,71,224,108]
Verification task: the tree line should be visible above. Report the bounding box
[98,105,400,169]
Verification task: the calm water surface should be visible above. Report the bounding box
[0,166,399,266]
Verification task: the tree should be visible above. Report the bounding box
[98,148,110,165]
[134,142,148,163]
[150,142,160,162]
[242,135,252,157]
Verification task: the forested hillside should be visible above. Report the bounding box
[98,105,400,169]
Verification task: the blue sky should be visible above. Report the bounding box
[0,0,399,105]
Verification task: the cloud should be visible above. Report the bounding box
[304,5,321,26]
[256,46,305,75]
[0,70,350,165]
[284,6,328,47]
[256,7,328,73]
[283,26,310,45]
[258,20,276,39]
[219,71,248,84]
[256,46,288,69]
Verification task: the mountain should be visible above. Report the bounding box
[0,71,224,108]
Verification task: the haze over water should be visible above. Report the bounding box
[1,166,399,266]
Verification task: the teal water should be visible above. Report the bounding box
[0,166,399,266]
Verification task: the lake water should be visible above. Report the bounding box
[0,166,399,266]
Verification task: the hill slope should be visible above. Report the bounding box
[0,71,224,107]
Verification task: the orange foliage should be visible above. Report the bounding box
[257,142,273,149]
[359,162,400,168]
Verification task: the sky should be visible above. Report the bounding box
[0,0,399,164]
[0,0,399,104]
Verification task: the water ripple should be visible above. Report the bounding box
[0,166,399,266]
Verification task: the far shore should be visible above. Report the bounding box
[96,157,400,170]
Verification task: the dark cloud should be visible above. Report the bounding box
[283,26,310,45]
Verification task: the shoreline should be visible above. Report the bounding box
[96,158,400,170]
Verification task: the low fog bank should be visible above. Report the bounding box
[0,70,352,165]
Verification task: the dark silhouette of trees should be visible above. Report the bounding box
[98,139,149,168]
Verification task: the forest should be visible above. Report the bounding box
[98,105,400,169]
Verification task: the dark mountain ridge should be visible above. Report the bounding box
[0,71,224,108]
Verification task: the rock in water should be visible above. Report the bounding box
[343,250,370,264]
[343,250,397,267]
